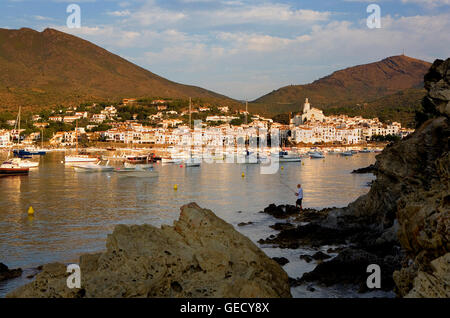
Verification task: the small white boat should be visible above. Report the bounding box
[184,157,201,167]
[124,162,154,169]
[276,151,302,162]
[65,155,99,163]
[341,151,353,157]
[310,152,325,159]
[161,158,183,164]
[115,166,158,178]
[359,148,372,153]
[73,161,114,172]
[18,159,39,168]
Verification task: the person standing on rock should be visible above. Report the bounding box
[296,184,303,211]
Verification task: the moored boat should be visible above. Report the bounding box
[310,151,325,159]
[0,159,30,176]
[73,161,114,172]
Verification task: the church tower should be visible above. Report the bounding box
[303,98,310,113]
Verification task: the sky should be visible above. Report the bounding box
[1,0,449,100]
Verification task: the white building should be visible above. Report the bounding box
[301,98,325,124]
[0,130,11,147]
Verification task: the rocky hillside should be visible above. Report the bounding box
[8,203,291,298]
[0,28,235,110]
[251,55,432,126]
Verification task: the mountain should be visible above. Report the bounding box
[251,55,432,126]
[0,28,236,111]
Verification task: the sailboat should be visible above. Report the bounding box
[1,106,38,173]
[64,121,99,164]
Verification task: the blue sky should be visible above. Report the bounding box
[1,0,450,100]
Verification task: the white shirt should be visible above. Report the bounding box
[297,188,303,199]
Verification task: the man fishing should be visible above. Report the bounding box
[295,184,303,211]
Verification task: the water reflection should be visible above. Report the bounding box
[0,152,376,272]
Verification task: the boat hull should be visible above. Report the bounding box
[0,167,29,176]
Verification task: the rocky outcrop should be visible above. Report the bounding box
[8,203,291,298]
[352,164,377,174]
[326,59,449,297]
[0,263,22,282]
[391,59,450,298]
[261,59,449,297]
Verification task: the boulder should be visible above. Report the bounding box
[0,263,22,282]
[8,203,291,298]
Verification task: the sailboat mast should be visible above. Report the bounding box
[17,106,21,145]
[245,101,248,125]
[189,97,192,130]
[76,120,78,153]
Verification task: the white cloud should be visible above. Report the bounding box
[401,0,450,7]
[107,10,131,17]
[47,0,450,99]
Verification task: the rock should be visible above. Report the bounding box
[272,257,289,266]
[0,263,22,282]
[312,251,331,261]
[8,203,292,298]
[299,248,399,292]
[300,255,313,263]
[270,223,295,231]
[404,253,450,298]
[352,164,377,174]
[259,223,358,249]
[262,204,299,219]
[307,285,316,292]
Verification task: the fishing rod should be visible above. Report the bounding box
[279,178,297,194]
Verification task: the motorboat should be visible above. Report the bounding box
[13,149,46,156]
[126,155,149,164]
[0,159,30,176]
[65,155,99,163]
[17,159,39,168]
[359,148,372,153]
[310,151,325,159]
[184,157,201,167]
[341,151,353,157]
[161,157,183,164]
[115,166,158,178]
[73,161,114,172]
[124,162,154,169]
[276,151,302,162]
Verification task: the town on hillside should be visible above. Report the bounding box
[0,97,414,149]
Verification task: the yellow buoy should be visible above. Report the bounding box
[241,172,245,178]
[281,166,284,170]
[302,162,305,166]
[28,206,35,215]
[174,184,178,190]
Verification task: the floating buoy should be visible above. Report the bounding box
[241,172,245,178]
[302,162,305,166]
[180,165,183,168]
[281,166,284,170]
[174,184,178,190]
[28,206,35,215]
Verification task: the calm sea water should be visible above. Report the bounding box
[0,151,381,297]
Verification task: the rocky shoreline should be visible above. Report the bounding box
[259,58,450,298]
[0,263,22,282]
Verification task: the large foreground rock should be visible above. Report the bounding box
[8,203,291,298]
